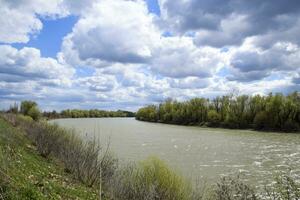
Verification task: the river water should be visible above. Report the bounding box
[52,118,300,186]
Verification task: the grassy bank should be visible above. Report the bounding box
[0,117,98,199]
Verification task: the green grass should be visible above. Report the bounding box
[0,118,99,200]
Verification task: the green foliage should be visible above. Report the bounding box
[55,109,135,119]
[253,111,268,130]
[20,101,41,121]
[207,110,221,126]
[139,157,192,199]
[15,115,117,188]
[0,117,98,199]
[136,92,300,132]
[135,105,158,122]
[27,106,41,121]
[21,101,37,115]
[109,157,192,200]
[212,176,257,200]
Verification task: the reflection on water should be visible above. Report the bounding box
[52,118,300,185]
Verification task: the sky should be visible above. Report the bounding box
[0,0,299,111]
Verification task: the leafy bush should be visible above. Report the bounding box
[207,110,221,126]
[212,176,257,200]
[20,101,37,116]
[253,111,268,130]
[108,157,193,200]
[27,106,41,121]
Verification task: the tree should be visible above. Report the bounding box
[207,110,221,126]
[21,101,37,116]
[136,92,300,132]
[28,106,41,121]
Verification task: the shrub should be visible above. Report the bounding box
[58,134,117,187]
[264,174,300,200]
[20,101,37,116]
[282,120,300,132]
[253,111,268,130]
[33,123,62,157]
[207,110,221,127]
[27,106,41,121]
[108,157,192,200]
[212,176,257,200]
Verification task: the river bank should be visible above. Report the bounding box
[2,114,300,200]
[0,117,98,199]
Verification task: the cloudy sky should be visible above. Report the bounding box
[0,0,299,111]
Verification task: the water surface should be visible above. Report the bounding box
[52,118,300,185]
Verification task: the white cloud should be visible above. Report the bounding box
[61,0,160,67]
[152,37,226,78]
[0,45,74,86]
[0,0,69,43]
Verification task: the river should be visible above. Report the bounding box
[52,117,300,186]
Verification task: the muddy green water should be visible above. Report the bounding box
[52,118,300,185]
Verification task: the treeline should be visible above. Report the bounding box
[44,109,135,119]
[136,92,300,132]
[6,100,135,120]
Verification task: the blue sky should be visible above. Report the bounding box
[146,0,160,15]
[11,16,78,58]
[0,0,299,111]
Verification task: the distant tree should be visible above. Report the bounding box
[21,101,37,116]
[207,110,221,126]
[136,92,300,132]
[28,106,41,121]
[20,100,41,121]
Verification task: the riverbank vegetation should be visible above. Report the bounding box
[136,92,300,132]
[1,113,300,199]
[0,116,98,199]
[48,109,135,119]
[6,100,135,119]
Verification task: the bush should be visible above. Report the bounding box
[207,110,221,127]
[282,120,300,132]
[27,106,41,121]
[108,157,192,200]
[20,101,37,116]
[212,176,257,200]
[253,111,268,130]
[264,174,300,200]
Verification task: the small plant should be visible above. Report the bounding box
[213,176,257,200]
[264,174,300,200]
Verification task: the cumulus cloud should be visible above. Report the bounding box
[168,77,210,89]
[0,0,70,43]
[152,37,226,78]
[61,0,160,67]
[0,45,74,85]
[228,42,300,81]
[159,0,300,47]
